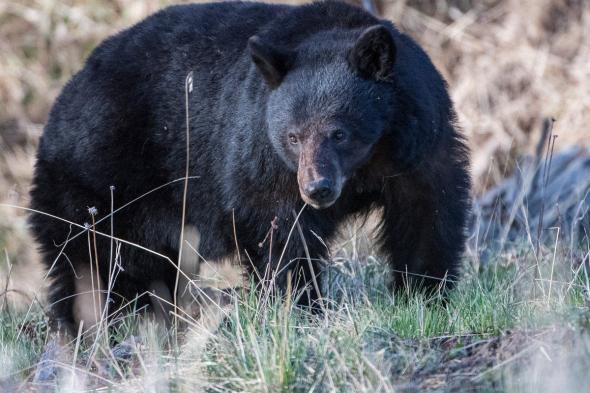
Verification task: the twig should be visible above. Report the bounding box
[292,210,327,314]
[2,249,13,316]
[535,118,556,256]
[174,71,194,336]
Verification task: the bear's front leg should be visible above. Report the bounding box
[289,257,324,310]
[378,168,470,293]
[247,217,328,311]
[271,242,325,311]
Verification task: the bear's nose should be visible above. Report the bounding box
[305,179,334,203]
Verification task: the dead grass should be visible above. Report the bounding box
[382,0,590,188]
[1,234,589,391]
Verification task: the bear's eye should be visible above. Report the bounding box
[332,130,346,142]
[288,134,298,145]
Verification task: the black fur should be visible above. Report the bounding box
[29,1,471,331]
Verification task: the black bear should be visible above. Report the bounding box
[30,0,470,333]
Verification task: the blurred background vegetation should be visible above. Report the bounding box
[1,0,589,301]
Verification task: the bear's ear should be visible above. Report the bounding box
[348,25,396,82]
[248,36,294,88]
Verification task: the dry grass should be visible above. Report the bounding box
[383,0,590,187]
[1,233,589,391]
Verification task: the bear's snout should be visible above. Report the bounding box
[304,178,335,207]
[299,171,343,209]
[297,143,343,209]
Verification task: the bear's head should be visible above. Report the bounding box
[249,25,396,209]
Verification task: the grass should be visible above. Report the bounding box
[1,0,589,297]
[1,236,589,391]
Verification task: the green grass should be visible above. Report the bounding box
[1,244,590,391]
[0,307,49,381]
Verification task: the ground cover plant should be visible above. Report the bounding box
[1,229,590,391]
